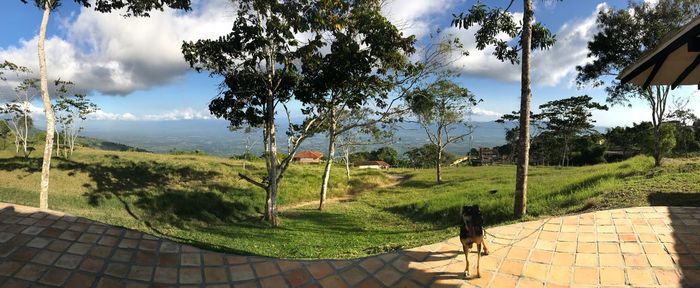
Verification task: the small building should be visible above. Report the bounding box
[354,160,390,169]
[293,151,323,163]
[478,147,500,165]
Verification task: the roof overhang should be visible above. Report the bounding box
[618,15,700,90]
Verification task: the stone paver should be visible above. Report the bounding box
[0,203,698,287]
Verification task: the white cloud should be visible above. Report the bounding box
[472,107,502,117]
[446,4,606,87]
[0,0,234,96]
[87,107,211,121]
[381,0,459,38]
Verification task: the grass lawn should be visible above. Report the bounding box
[0,145,699,259]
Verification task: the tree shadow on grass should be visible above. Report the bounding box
[384,169,643,231]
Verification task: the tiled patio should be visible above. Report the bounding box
[0,203,698,287]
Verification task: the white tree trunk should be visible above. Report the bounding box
[319,122,336,210]
[38,3,54,210]
[343,146,351,180]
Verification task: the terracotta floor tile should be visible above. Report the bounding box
[204,267,228,283]
[499,260,524,276]
[506,247,530,260]
[620,242,643,254]
[374,266,402,286]
[551,252,575,266]
[597,242,620,254]
[179,267,202,284]
[575,253,598,266]
[627,268,657,286]
[529,250,552,264]
[491,274,518,288]
[599,267,625,286]
[284,268,312,287]
[573,267,598,285]
[230,264,255,282]
[654,269,681,286]
[261,275,290,288]
[547,266,571,285]
[624,254,650,267]
[252,261,279,278]
[522,262,549,281]
[555,242,577,253]
[576,242,596,253]
[599,253,625,267]
[647,253,675,267]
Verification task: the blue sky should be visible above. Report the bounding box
[0,0,697,127]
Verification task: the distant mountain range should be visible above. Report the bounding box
[77,120,510,156]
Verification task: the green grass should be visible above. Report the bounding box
[0,145,699,259]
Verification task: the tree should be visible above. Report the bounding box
[452,0,557,218]
[406,79,478,183]
[53,80,99,158]
[0,62,35,157]
[21,0,192,210]
[576,0,700,167]
[293,0,415,210]
[668,98,699,156]
[404,144,456,169]
[372,146,399,166]
[0,120,10,150]
[495,111,545,164]
[538,95,608,166]
[182,0,347,226]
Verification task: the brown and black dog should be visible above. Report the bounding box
[460,205,489,278]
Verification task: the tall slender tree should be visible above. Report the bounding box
[452,0,557,218]
[406,79,478,183]
[20,0,191,210]
[576,0,700,167]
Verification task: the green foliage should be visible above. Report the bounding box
[182,0,323,129]
[20,0,191,16]
[403,144,456,168]
[372,147,399,166]
[0,121,10,150]
[538,95,608,165]
[450,0,558,64]
[576,0,699,96]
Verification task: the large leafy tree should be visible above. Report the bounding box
[20,0,191,210]
[452,0,557,218]
[406,79,478,183]
[576,0,700,167]
[294,0,415,210]
[182,0,340,226]
[538,95,608,166]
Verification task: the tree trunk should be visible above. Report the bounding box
[514,0,533,219]
[653,123,662,167]
[263,96,279,226]
[344,146,351,180]
[319,118,336,210]
[38,3,55,210]
[436,146,443,184]
[55,130,60,157]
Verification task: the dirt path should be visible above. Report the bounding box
[280,173,406,211]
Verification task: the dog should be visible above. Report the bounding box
[460,205,489,278]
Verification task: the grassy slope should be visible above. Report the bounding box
[0,145,699,259]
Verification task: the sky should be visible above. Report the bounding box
[0,0,698,128]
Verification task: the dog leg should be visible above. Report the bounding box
[476,243,482,278]
[462,243,470,278]
[481,240,489,255]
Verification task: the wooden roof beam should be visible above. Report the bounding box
[672,54,700,90]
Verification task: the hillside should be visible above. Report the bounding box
[0,144,699,258]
